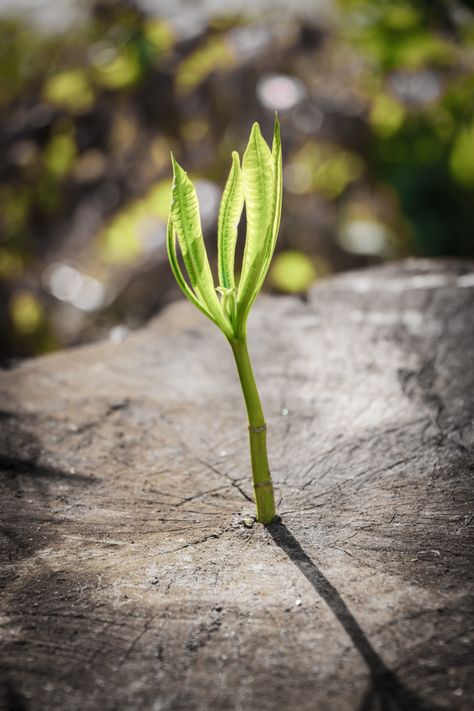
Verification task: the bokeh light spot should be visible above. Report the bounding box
[450,123,474,188]
[43,70,94,112]
[257,74,306,111]
[10,291,43,334]
[270,250,317,293]
[338,220,393,256]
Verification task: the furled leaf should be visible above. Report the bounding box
[166,217,218,325]
[217,151,244,290]
[170,155,231,336]
[216,286,237,326]
[251,116,283,298]
[236,123,274,327]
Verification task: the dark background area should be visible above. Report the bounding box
[1,0,473,361]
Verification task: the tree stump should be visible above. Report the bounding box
[1,259,473,711]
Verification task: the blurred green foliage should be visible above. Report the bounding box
[341,0,474,258]
[0,0,473,360]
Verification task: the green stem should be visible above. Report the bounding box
[230,337,276,524]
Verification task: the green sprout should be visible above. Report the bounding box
[167,117,282,524]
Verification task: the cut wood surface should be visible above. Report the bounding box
[1,259,473,711]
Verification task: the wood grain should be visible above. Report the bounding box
[1,259,473,710]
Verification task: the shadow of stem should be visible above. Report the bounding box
[267,519,444,711]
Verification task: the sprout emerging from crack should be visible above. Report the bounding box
[167,117,282,524]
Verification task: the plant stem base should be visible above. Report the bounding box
[231,337,276,524]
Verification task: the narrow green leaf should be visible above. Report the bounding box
[217,151,244,290]
[170,156,216,306]
[252,115,283,297]
[237,123,274,323]
[270,115,283,256]
[166,217,218,325]
[170,155,232,336]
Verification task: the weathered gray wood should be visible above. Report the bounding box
[1,259,473,711]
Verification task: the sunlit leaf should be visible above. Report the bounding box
[167,120,283,342]
[236,123,274,324]
[218,151,244,290]
[253,116,283,297]
[170,156,231,336]
[166,218,217,325]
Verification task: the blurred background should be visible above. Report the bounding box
[1,0,473,362]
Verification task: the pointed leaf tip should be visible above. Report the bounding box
[170,154,187,182]
[217,148,244,294]
[170,152,178,175]
[250,122,262,139]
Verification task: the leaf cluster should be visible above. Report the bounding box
[167,117,282,341]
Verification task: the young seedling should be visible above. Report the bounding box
[167,117,282,524]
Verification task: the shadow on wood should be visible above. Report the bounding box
[267,520,444,711]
